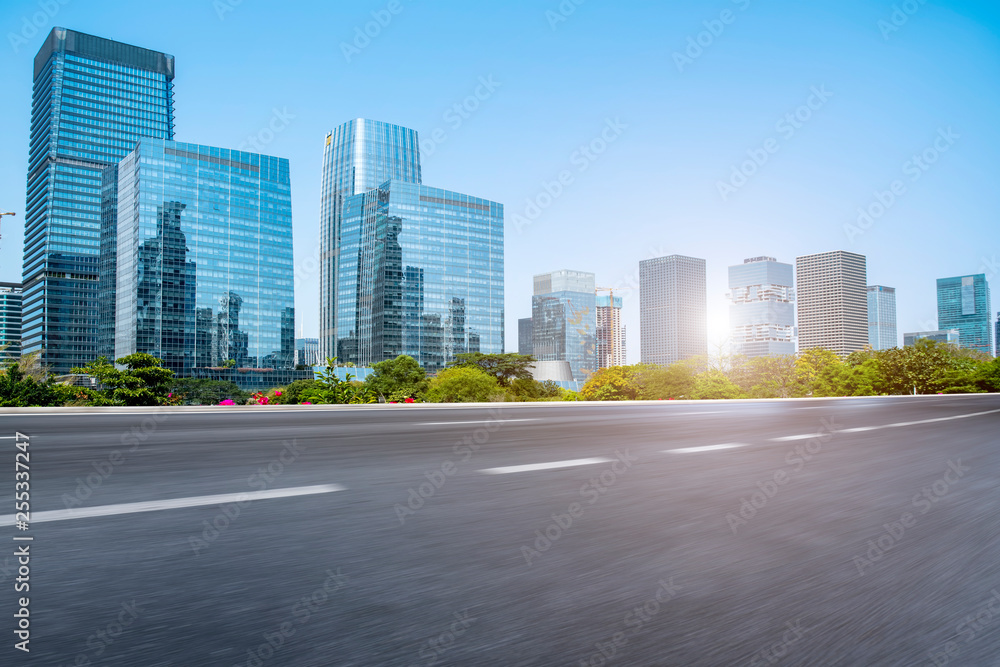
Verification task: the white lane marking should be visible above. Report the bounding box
[840,426,878,433]
[670,411,728,416]
[769,408,1000,442]
[665,443,746,454]
[0,484,346,527]
[419,419,537,426]
[478,457,612,475]
[771,434,824,441]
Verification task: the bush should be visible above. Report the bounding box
[0,364,65,407]
[365,355,428,400]
[425,366,501,403]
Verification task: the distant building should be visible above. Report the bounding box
[867,285,897,350]
[904,330,959,347]
[937,274,993,355]
[996,313,999,357]
[295,338,319,367]
[111,139,296,386]
[640,255,706,366]
[795,251,868,356]
[728,256,795,358]
[596,294,626,368]
[532,270,596,382]
[518,318,533,356]
[0,283,23,361]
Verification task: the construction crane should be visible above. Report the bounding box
[0,211,14,242]
[595,286,632,368]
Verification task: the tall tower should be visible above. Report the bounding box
[866,285,897,350]
[319,119,422,361]
[639,255,707,366]
[532,270,596,381]
[795,251,868,356]
[936,274,992,356]
[23,28,175,373]
[728,256,795,358]
[596,294,625,368]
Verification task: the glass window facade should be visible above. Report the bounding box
[640,255,707,366]
[532,270,596,382]
[866,285,897,351]
[518,317,533,356]
[936,274,993,355]
[0,283,23,361]
[728,257,795,358]
[795,251,868,356]
[596,295,625,368]
[334,180,503,372]
[111,140,295,381]
[22,28,175,373]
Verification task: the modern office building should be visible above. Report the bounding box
[596,294,626,368]
[111,139,296,384]
[727,256,795,358]
[936,274,993,356]
[795,251,868,356]
[22,28,175,373]
[639,255,707,366]
[0,283,23,361]
[996,313,999,357]
[903,330,959,347]
[295,338,320,367]
[333,179,503,371]
[867,285,897,350]
[319,119,422,361]
[518,317,533,356]
[532,270,596,381]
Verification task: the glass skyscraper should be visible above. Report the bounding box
[532,270,596,382]
[639,255,707,366]
[319,119,422,361]
[0,283,23,362]
[23,28,175,373]
[518,317,534,356]
[728,257,795,358]
[111,139,295,381]
[867,285,897,351]
[936,274,992,355]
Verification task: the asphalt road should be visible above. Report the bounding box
[0,395,999,666]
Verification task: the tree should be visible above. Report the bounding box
[507,378,561,401]
[690,369,745,400]
[300,358,374,404]
[638,362,697,399]
[0,363,65,407]
[581,366,644,401]
[793,348,846,397]
[274,379,318,404]
[974,357,1000,392]
[740,355,798,399]
[73,354,175,406]
[171,378,249,405]
[364,355,428,400]
[425,366,501,403]
[448,353,536,387]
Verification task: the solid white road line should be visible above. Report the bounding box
[771,434,825,441]
[770,408,1000,442]
[665,444,746,454]
[418,419,538,426]
[670,411,728,415]
[478,457,612,475]
[0,484,346,527]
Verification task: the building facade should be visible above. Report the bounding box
[727,256,795,358]
[295,338,320,367]
[334,179,503,371]
[903,330,959,347]
[319,119,422,361]
[532,270,596,382]
[795,251,868,356]
[0,283,23,361]
[23,28,175,373]
[111,139,295,383]
[518,317,533,356]
[936,274,993,356]
[596,294,626,368]
[639,255,707,366]
[867,285,897,351]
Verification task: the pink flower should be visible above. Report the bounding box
[275,390,283,396]
[168,393,173,398]
[219,399,235,406]
[404,397,415,403]
[301,401,312,405]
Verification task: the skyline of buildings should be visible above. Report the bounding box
[727,256,796,358]
[639,255,707,367]
[795,251,869,357]
[867,285,898,351]
[937,274,993,356]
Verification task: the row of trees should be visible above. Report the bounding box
[2,341,997,407]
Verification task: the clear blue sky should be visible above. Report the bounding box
[1,0,998,359]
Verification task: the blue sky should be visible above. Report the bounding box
[1,0,997,360]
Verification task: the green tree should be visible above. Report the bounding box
[301,358,375,404]
[448,353,536,386]
[974,357,1000,392]
[506,377,561,401]
[0,363,65,407]
[274,379,318,404]
[690,369,745,399]
[425,366,501,403]
[638,362,697,399]
[72,354,175,406]
[364,355,428,400]
[793,348,847,397]
[170,378,249,405]
[581,365,644,401]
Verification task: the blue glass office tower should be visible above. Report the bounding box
[0,283,23,362]
[532,270,596,381]
[335,180,503,371]
[936,274,992,355]
[112,139,295,381]
[640,255,707,366]
[23,28,175,373]
[728,257,795,358]
[867,285,897,351]
[320,119,422,361]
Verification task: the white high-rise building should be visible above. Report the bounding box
[596,295,626,368]
[867,285,897,350]
[639,255,707,366]
[728,256,795,358]
[795,251,868,356]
